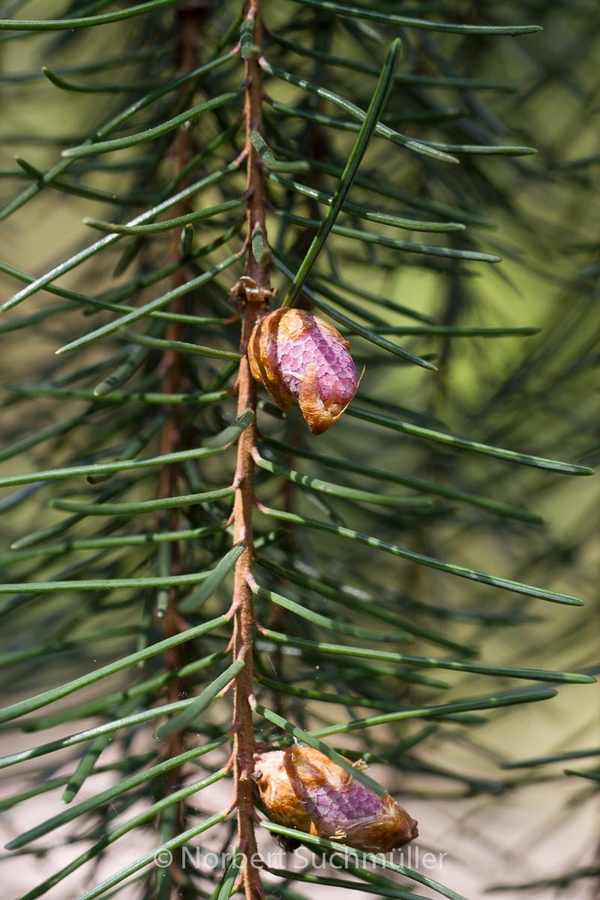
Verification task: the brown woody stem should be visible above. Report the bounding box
[159,6,210,895]
[231,2,272,899]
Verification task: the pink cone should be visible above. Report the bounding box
[248,309,359,434]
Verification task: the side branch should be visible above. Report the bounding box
[159,7,207,894]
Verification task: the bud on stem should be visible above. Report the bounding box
[254,747,418,853]
[247,309,359,434]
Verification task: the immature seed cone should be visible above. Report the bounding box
[253,750,313,834]
[254,746,418,853]
[247,309,359,434]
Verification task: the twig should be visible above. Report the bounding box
[231,3,273,899]
[159,6,209,895]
